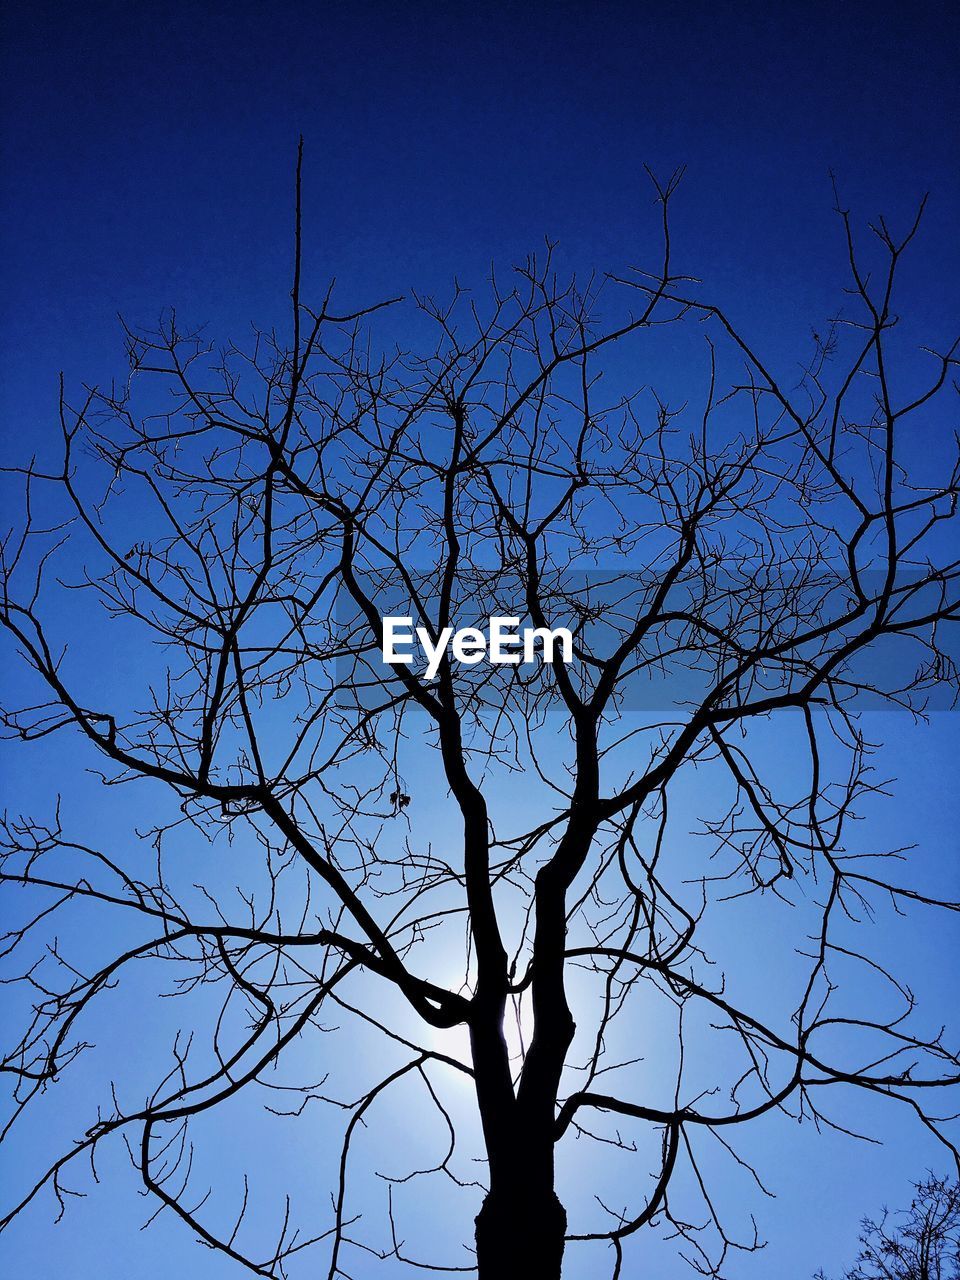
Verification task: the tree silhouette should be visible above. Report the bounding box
[2,153,960,1279]
[817,1175,960,1280]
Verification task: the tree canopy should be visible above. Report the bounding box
[2,162,959,1278]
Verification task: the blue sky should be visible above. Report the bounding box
[1,2,959,1277]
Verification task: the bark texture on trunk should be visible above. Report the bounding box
[475,1182,567,1280]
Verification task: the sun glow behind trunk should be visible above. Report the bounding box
[431,992,534,1080]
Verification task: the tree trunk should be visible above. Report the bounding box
[475,1177,567,1280]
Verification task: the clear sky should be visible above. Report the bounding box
[1,2,959,1278]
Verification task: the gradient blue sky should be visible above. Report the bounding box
[1,2,959,1277]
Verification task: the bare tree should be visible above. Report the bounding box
[2,151,960,1279]
[817,1175,960,1280]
